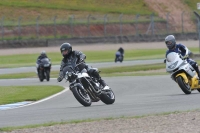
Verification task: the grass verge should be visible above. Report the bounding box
[0,47,199,68]
[1,58,200,78]
[0,85,64,105]
[0,49,166,68]
[0,109,199,132]
[0,0,153,21]
[0,63,167,79]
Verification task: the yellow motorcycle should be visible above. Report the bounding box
[165,52,200,94]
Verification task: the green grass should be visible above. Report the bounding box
[0,63,167,79]
[184,0,200,11]
[182,0,200,21]
[0,0,153,17]
[2,57,200,78]
[0,47,199,68]
[99,63,165,73]
[0,49,171,68]
[0,72,39,79]
[0,85,64,105]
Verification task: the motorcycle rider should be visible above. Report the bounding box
[115,47,124,62]
[165,35,200,79]
[118,47,124,56]
[36,51,49,74]
[57,42,110,90]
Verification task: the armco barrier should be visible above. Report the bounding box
[0,39,48,48]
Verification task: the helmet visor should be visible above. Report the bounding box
[62,49,69,55]
[165,41,174,49]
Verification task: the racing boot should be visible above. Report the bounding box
[98,78,110,90]
[194,65,200,77]
[193,64,200,84]
[92,70,110,90]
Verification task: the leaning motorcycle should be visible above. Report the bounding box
[37,58,51,82]
[63,62,115,107]
[165,52,200,94]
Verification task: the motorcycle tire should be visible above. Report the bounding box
[100,89,115,104]
[115,58,117,63]
[177,76,191,94]
[39,78,44,82]
[71,86,92,107]
[197,89,200,92]
[39,72,44,82]
[46,70,50,81]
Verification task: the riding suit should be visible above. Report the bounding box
[57,50,109,90]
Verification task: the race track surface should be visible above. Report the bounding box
[0,76,199,128]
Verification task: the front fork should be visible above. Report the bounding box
[176,73,188,83]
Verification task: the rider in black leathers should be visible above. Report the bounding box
[165,35,200,78]
[36,51,49,74]
[57,43,110,90]
[115,47,124,62]
[118,47,124,56]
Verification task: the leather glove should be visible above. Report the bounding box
[164,59,166,63]
[57,71,63,82]
[57,76,63,82]
[181,54,188,59]
[80,58,84,62]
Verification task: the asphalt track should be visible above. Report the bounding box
[0,60,200,128]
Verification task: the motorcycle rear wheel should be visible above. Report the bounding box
[177,76,191,94]
[100,89,115,104]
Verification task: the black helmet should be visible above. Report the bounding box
[165,35,176,50]
[60,43,72,57]
[40,50,46,57]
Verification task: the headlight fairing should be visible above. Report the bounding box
[168,61,178,69]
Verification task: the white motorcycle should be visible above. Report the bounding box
[165,52,200,94]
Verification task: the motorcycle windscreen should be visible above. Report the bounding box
[166,52,183,71]
[62,66,74,76]
[166,52,179,62]
[41,58,50,64]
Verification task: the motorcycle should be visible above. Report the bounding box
[63,62,115,107]
[115,51,123,63]
[165,52,200,94]
[37,58,51,82]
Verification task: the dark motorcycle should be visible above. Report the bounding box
[63,62,115,107]
[38,58,51,82]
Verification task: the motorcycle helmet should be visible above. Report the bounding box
[60,43,72,57]
[40,50,46,57]
[165,35,176,50]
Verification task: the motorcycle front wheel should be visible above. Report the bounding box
[71,86,92,107]
[38,71,44,82]
[45,70,50,81]
[176,76,191,94]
